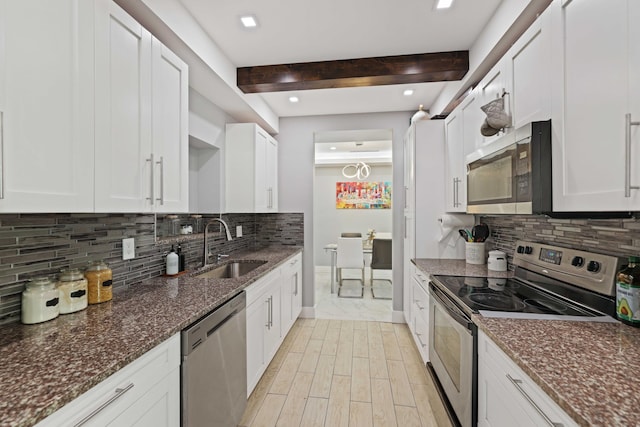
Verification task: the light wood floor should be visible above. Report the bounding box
[240,319,453,427]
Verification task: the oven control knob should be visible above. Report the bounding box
[517,245,525,254]
[525,246,533,255]
[587,261,601,273]
[571,256,585,268]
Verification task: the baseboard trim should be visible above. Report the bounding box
[392,310,406,323]
[300,306,316,318]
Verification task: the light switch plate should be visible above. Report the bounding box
[122,238,135,260]
[236,225,243,238]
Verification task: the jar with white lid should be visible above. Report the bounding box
[21,277,60,324]
[487,250,507,272]
[56,268,88,314]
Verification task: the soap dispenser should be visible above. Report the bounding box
[166,245,179,276]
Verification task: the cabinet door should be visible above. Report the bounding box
[477,60,511,147]
[266,136,278,211]
[508,9,551,128]
[246,298,267,396]
[627,0,640,208]
[95,0,152,212]
[0,0,94,212]
[444,112,465,212]
[254,129,269,212]
[460,89,483,153]
[151,39,188,213]
[280,255,302,334]
[552,0,630,211]
[403,125,415,212]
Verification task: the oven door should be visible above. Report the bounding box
[428,282,476,427]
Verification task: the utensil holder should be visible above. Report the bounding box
[465,242,486,265]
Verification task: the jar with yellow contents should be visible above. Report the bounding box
[84,260,113,304]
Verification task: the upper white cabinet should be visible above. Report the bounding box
[95,0,188,213]
[225,123,278,213]
[508,9,552,129]
[444,111,466,212]
[0,0,95,212]
[551,0,640,211]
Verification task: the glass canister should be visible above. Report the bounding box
[191,214,203,234]
[56,268,88,314]
[21,277,60,324]
[85,260,113,304]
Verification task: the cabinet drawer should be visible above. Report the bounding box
[245,267,282,306]
[37,334,180,427]
[478,331,578,427]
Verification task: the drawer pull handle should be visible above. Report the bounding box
[415,332,427,348]
[73,383,134,427]
[506,374,563,427]
[413,299,425,310]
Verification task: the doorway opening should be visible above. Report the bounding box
[313,129,393,321]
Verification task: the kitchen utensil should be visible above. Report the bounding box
[472,224,490,242]
[458,229,470,241]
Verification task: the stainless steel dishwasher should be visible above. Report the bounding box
[181,291,247,427]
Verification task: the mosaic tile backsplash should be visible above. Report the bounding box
[0,212,303,325]
[480,215,640,268]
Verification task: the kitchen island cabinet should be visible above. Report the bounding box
[551,0,640,212]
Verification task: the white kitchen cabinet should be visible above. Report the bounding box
[36,334,180,427]
[460,88,485,153]
[444,111,466,212]
[226,123,278,213]
[245,266,283,396]
[477,330,578,427]
[281,252,303,334]
[410,267,430,364]
[403,125,415,324]
[551,0,640,211]
[94,0,188,213]
[0,0,95,212]
[507,8,552,129]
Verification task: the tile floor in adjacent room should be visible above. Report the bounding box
[314,266,393,322]
[239,319,453,427]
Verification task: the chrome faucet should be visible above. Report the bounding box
[203,218,233,267]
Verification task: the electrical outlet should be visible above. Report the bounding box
[236,225,243,238]
[122,238,135,260]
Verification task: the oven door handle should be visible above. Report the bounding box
[429,282,473,330]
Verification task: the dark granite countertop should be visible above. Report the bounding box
[412,258,513,279]
[473,316,640,427]
[0,246,302,427]
[412,258,639,426]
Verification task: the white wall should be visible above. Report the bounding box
[277,111,411,312]
[314,165,392,266]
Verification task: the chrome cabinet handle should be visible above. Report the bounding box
[413,299,425,310]
[625,114,640,197]
[156,156,164,205]
[73,383,134,427]
[404,216,408,239]
[265,297,271,329]
[146,154,154,205]
[506,374,563,427]
[294,277,298,296]
[269,296,273,327]
[415,332,427,348]
[453,177,461,207]
[0,111,4,199]
[404,186,409,209]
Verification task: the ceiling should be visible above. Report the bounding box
[178,0,503,118]
[314,129,393,165]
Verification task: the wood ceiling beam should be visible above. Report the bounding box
[237,51,469,93]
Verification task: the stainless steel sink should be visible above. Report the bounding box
[194,260,267,279]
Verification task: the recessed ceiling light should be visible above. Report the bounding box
[240,15,257,28]
[436,0,453,9]
[404,89,414,96]
[330,146,337,150]
[289,96,299,103]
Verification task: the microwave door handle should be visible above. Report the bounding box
[429,283,473,330]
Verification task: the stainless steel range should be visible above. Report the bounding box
[427,240,624,427]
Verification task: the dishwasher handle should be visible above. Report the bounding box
[181,292,246,357]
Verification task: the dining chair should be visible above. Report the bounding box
[336,237,365,298]
[370,238,392,299]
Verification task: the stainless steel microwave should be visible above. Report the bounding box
[465,120,551,214]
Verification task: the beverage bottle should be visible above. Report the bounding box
[616,256,640,326]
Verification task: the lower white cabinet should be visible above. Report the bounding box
[36,334,180,427]
[281,252,303,334]
[246,252,303,396]
[410,266,430,364]
[478,330,577,427]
